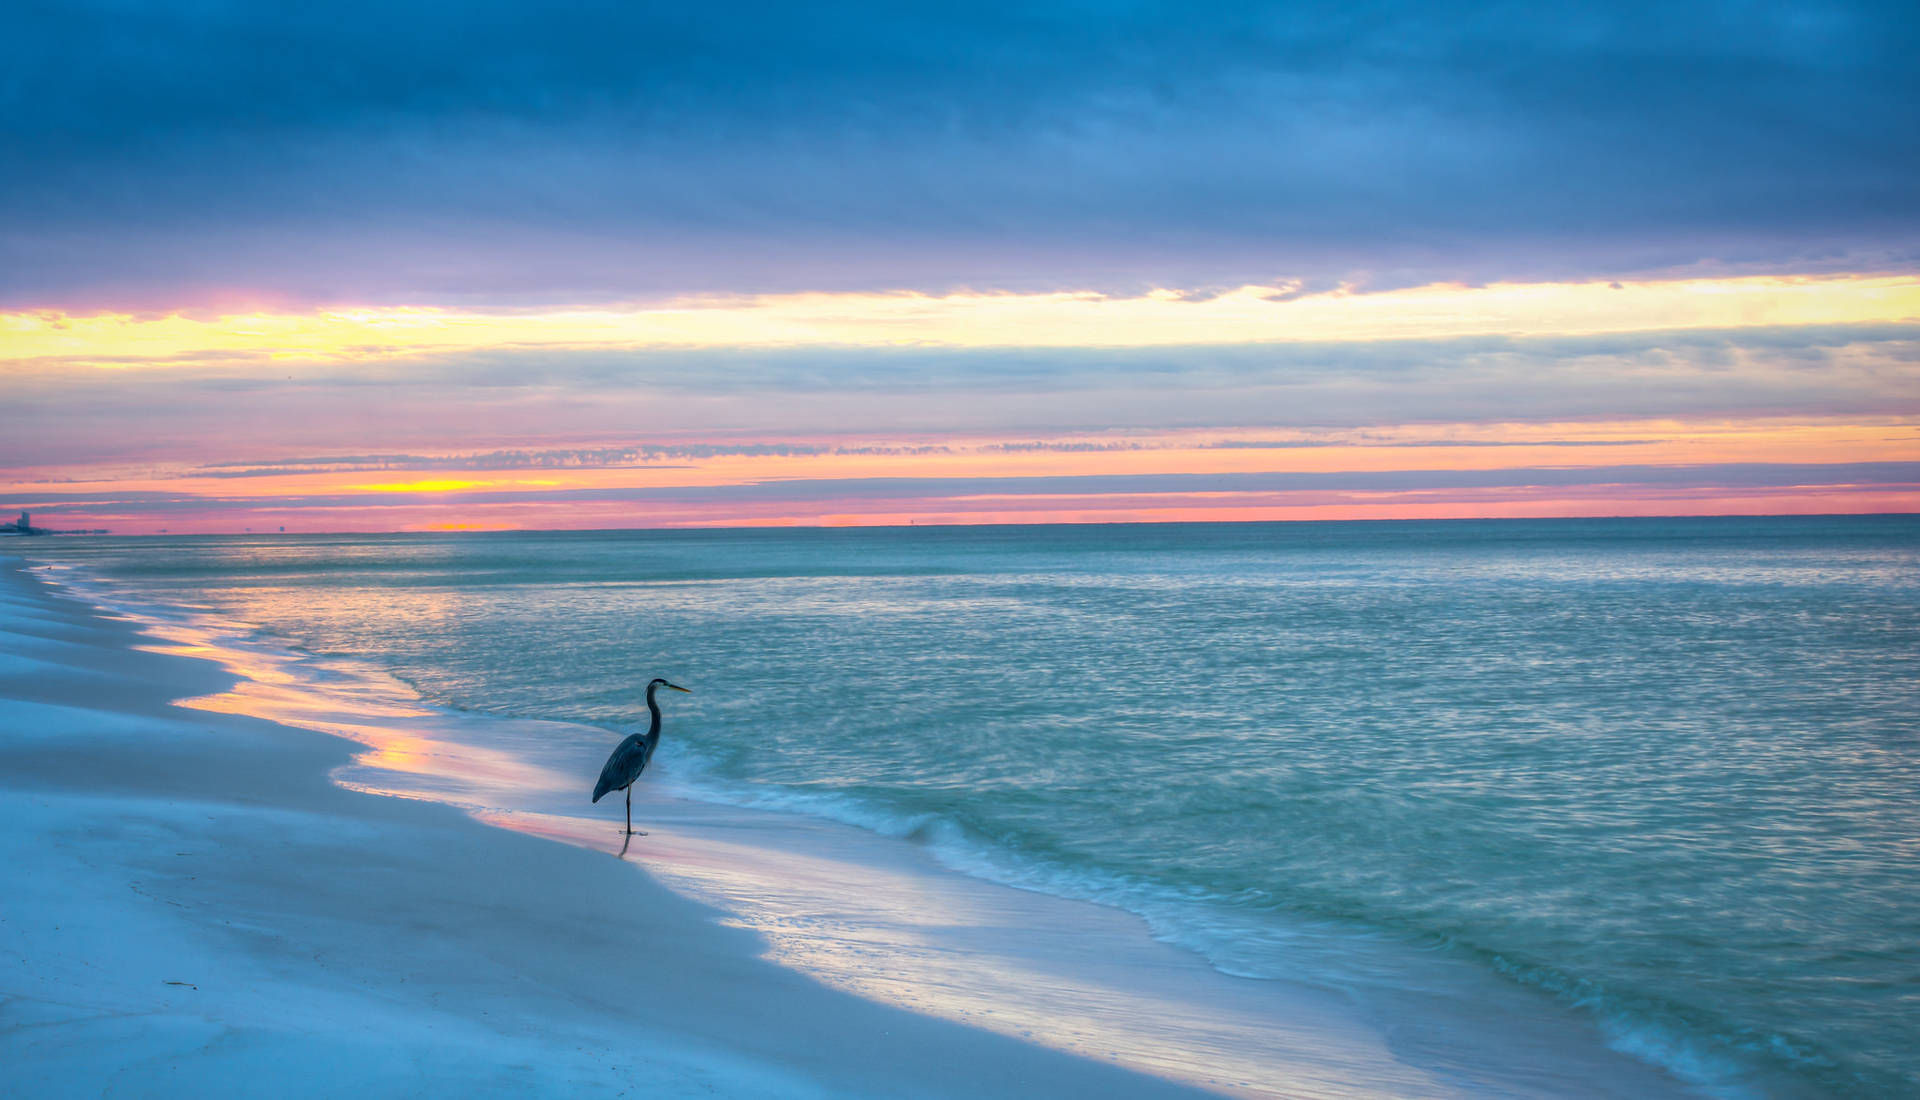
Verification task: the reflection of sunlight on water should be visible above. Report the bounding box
[128,618,581,803]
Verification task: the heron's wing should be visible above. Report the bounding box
[592,735,651,802]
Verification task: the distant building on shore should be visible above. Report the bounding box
[1,512,106,536]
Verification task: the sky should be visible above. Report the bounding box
[4,0,1918,533]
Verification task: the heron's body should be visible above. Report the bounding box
[592,677,689,837]
[592,733,655,803]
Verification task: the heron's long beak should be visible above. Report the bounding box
[668,684,692,694]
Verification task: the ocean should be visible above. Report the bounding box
[20,516,1920,1097]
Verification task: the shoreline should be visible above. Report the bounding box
[0,558,1220,1097]
[2,556,1700,1097]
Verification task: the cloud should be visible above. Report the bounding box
[5,2,1917,306]
[4,322,1916,467]
[187,441,961,476]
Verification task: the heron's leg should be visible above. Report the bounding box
[625,786,648,836]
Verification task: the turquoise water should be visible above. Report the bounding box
[23,517,1920,1096]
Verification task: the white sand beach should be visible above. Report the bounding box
[0,557,1694,1098]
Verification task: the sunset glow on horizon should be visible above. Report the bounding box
[8,415,1915,534]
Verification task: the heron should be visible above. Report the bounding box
[592,677,691,838]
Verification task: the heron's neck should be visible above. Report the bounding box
[644,683,664,743]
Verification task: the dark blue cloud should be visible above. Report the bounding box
[4,1,1917,304]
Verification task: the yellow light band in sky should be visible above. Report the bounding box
[5,274,1917,367]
